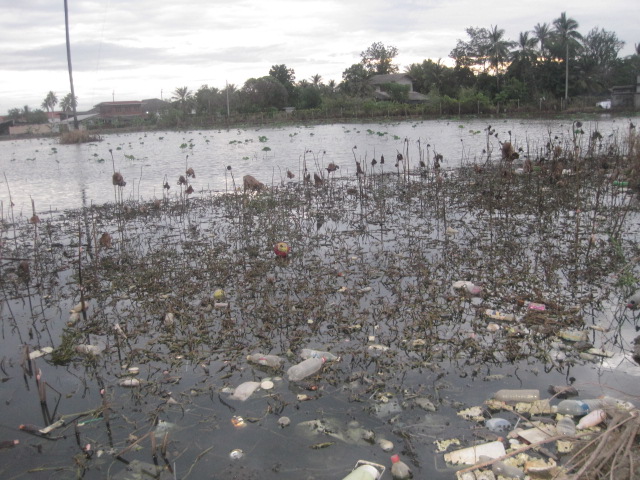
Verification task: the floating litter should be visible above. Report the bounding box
[260,380,274,390]
[229,448,244,460]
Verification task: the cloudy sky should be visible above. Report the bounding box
[1,0,638,113]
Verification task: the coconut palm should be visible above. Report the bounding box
[553,12,583,101]
[485,25,515,88]
[310,74,323,87]
[41,91,58,120]
[172,86,193,113]
[533,23,551,59]
[60,93,78,113]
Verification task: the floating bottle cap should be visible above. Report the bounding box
[390,454,400,463]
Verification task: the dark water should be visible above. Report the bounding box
[1,118,640,479]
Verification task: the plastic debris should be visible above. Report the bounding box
[444,441,506,465]
[229,381,261,401]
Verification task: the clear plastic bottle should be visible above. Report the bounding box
[599,395,635,411]
[556,416,576,436]
[390,454,412,479]
[299,348,339,361]
[492,389,540,402]
[341,465,380,480]
[246,353,283,369]
[555,399,590,415]
[286,357,325,382]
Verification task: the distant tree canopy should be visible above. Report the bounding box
[16,17,640,123]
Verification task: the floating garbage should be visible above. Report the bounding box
[444,440,506,465]
[229,381,261,401]
[287,357,325,382]
[246,353,284,368]
[390,454,412,479]
[260,380,274,390]
[277,416,290,428]
[484,309,516,322]
[556,416,576,436]
[341,460,385,480]
[118,378,141,388]
[70,301,90,313]
[576,409,607,430]
[299,348,339,361]
[377,438,393,451]
[492,389,539,402]
[485,418,511,433]
[75,344,105,356]
[274,242,291,258]
[213,288,225,301]
[231,416,246,428]
[28,347,53,360]
[229,448,244,460]
[452,281,482,296]
[557,329,588,342]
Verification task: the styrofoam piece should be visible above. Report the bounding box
[444,441,506,465]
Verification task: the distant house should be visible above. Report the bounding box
[95,101,144,118]
[369,74,428,103]
[611,74,640,110]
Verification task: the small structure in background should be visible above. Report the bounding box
[611,74,640,109]
[369,74,427,103]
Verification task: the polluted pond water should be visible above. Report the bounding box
[2,128,640,479]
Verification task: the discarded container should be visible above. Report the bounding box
[213,289,225,301]
[444,441,506,465]
[274,242,291,258]
[599,395,636,411]
[229,381,261,401]
[557,329,588,342]
[0,440,19,449]
[390,454,412,479]
[485,418,511,433]
[493,389,540,402]
[229,448,244,460]
[526,302,546,311]
[452,281,482,295]
[613,181,629,187]
[492,459,526,479]
[577,409,607,430]
[246,353,284,369]
[299,348,339,361]
[484,309,516,321]
[287,357,325,382]
[556,416,576,436]
[555,399,589,415]
[75,344,104,356]
[119,378,141,388]
[341,460,384,480]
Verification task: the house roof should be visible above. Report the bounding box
[95,101,143,106]
[369,73,413,85]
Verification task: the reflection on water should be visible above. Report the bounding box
[2,116,638,214]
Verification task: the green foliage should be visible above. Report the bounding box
[360,41,399,75]
[494,78,529,104]
[381,82,410,102]
[296,85,322,109]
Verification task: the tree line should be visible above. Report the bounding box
[7,11,640,125]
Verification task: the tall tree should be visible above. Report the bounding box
[172,86,193,113]
[533,22,551,59]
[360,42,399,75]
[340,63,371,96]
[310,74,323,87]
[41,91,58,120]
[269,64,296,96]
[509,32,538,83]
[553,12,582,101]
[60,93,78,113]
[576,28,625,93]
[485,25,515,88]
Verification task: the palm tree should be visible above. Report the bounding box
[310,74,323,87]
[60,93,78,113]
[485,25,514,88]
[510,32,538,82]
[553,12,582,101]
[172,86,192,113]
[533,23,551,59]
[41,91,58,120]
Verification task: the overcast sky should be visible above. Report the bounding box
[1,0,638,113]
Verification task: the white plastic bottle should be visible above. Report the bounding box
[390,454,412,479]
[246,353,283,369]
[341,464,380,480]
[492,389,540,402]
[286,357,325,382]
[299,348,339,361]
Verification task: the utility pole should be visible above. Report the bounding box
[64,0,79,130]
[226,81,230,117]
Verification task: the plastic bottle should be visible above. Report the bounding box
[341,464,380,480]
[492,460,525,479]
[299,348,339,361]
[556,416,576,436]
[492,389,540,402]
[286,357,325,382]
[599,395,636,411]
[555,399,589,415]
[390,454,412,479]
[246,353,283,369]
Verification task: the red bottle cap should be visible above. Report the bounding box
[391,454,400,463]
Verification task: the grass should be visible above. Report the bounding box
[59,129,102,144]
